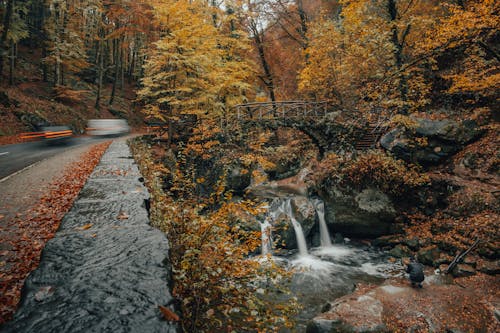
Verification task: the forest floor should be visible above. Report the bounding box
[0,46,143,146]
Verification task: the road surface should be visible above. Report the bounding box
[0,137,106,181]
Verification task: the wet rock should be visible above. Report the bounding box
[452,264,476,277]
[322,187,396,238]
[380,118,482,165]
[273,197,316,250]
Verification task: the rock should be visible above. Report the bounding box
[322,187,396,238]
[372,235,401,248]
[418,246,441,267]
[476,260,500,275]
[404,237,420,250]
[452,264,476,277]
[389,245,412,258]
[380,118,482,165]
[309,279,493,333]
[272,197,316,250]
[307,292,387,333]
[225,163,251,194]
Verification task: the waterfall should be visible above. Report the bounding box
[312,199,332,247]
[260,218,273,255]
[283,199,309,256]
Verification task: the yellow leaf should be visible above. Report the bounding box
[77,223,93,230]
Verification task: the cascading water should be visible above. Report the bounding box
[260,218,273,255]
[256,195,398,331]
[283,199,309,256]
[312,199,332,247]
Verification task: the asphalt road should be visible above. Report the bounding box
[0,137,107,181]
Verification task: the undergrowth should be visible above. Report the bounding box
[130,137,300,332]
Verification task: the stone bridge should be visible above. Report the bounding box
[226,101,387,155]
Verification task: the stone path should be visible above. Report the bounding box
[1,139,178,333]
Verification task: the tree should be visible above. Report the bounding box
[43,0,90,86]
[299,0,438,115]
[0,0,29,84]
[417,0,499,107]
[138,0,254,142]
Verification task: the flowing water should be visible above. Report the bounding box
[259,196,401,331]
[282,199,309,256]
[260,218,273,256]
[312,198,333,248]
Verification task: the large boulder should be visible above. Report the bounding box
[307,276,496,333]
[381,118,482,165]
[321,187,396,238]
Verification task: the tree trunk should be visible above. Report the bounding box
[95,40,104,110]
[296,0,308,49]
[0,0,14,80]
[252,25,276,102]
[109,39,118,105]
[388,0,409,114]
[42,46,48,82]
[9,41,15,85]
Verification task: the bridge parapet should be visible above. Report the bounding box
[231,101,334,121]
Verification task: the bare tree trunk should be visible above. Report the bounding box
[9,41,15,85]
[251,22,276,102]
[109,39,118,105]
[296,0,308,49]
[42,46,48,82]
[95,40,104,110]
[0,0,14,80]
[388,0,409,114]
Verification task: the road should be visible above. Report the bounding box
[0,137,106,181]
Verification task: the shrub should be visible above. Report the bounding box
[130,138,299,332]
[312,151,429,196]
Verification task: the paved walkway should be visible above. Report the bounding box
[1,139,178,333]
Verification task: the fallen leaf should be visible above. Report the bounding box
[34,286,55,302]
[117,211,129,220]
[0,214,4,219]
[159,305,180,322]
[77,223,93,230]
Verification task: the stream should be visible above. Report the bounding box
[259,197,402,330]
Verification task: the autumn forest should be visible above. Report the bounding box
[0,0,499,332]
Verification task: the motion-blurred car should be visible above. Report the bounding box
[86,119,130,136]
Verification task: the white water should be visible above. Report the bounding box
[283,199,309,256]
[260,218,273,256]
[312,199,332,247]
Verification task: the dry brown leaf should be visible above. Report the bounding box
[77,223,93,230]
[117,211,129,220]
[159,305,180,322]
[0,214,4,220]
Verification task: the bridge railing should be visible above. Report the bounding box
[231,101,331,121]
